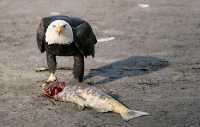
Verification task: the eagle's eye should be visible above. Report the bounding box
[52,25,56,28]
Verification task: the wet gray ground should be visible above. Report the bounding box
[0,0,200,127]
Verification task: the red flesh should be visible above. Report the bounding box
[43,81,65,98]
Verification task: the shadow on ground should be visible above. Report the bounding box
[85,56,169,85]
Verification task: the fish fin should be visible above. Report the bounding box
[77,105,85,111]
[121,110,149,121]
[95,108,110,112]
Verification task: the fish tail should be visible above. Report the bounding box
[121,109,149,121]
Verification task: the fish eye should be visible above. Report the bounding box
[63,25,66,28]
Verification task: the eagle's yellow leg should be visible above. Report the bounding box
[47,73,57,82]
[41,73,57,89]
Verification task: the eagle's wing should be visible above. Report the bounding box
[36,18,46,53]
[74,22,97,57]
[36,17,52,53]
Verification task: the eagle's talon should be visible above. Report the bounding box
[47,73,57,82]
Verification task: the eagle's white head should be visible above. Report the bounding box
[45,20,74,45]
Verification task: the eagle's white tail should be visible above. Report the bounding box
[121,110,149,121]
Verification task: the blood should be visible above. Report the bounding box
[43,81,65,98]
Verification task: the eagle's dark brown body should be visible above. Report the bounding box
[36,16,97,82]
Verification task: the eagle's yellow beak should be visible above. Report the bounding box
[55,25,62,35]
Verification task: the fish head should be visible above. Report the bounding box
[43,81,65,98]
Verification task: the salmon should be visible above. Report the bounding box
[42,81,149,121]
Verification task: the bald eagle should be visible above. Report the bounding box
[36,16,97,82]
